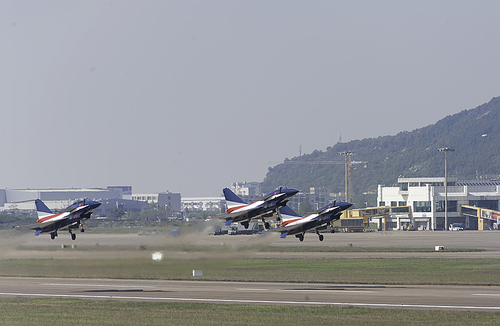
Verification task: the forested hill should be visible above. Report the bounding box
[263,96,500,198]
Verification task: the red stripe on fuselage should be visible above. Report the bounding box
[38,212,65,223]
[227,205,246,213]
[281,218,302,227]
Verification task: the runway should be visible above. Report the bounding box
[1,277,500,311]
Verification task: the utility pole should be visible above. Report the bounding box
[438,147,454,230]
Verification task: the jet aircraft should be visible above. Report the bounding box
[267,200,353,241]
[215,186,299,229]
[14,198,101,240]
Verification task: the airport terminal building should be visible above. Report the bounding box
[377,177,500,230]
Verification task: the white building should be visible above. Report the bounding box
[131,192,181,212]
[230,182,262,198]
[181,197,225,212]
[378,177,500,230]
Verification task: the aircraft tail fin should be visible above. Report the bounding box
[223,188,247,211]
[35,199,54,220]
[279,206,302,222]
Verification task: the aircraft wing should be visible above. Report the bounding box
[14,223,43,230]
[15,218,80,233]
[213,209,279,225]
[14,219,60,232]
[212,211,250,225]
[265,224,302,233]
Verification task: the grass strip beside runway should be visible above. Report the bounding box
[1,257,500,285]
[0,298,499,326]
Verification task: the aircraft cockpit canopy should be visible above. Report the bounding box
[274,186,287,193]
[71,198,89,206]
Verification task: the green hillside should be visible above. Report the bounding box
[263,96,500,203]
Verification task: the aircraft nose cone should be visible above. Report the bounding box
[89,201,101,209]
[343,202,353,209]
[288,189,299,196]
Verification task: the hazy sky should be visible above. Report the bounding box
[1,1,499,197]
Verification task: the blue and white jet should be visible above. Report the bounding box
[267,200,353,241]
[215,186,299,229]
[14,198,101,240]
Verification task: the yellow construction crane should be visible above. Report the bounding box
[269,153,368,203]
[340,151,368,203]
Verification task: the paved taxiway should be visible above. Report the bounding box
[1,276,500,311]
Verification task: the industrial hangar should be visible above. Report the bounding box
[0,187,181,215]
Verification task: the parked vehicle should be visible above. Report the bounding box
[449,223,465,231]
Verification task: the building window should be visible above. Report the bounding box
[391,206,410,213]
[379,201,385,207]
[418,182,443,187]
[462,206,478,216]
[391,201,398,207]
[435,201,457,212]
[398,201,407,206]
[386,222,397,229]
[399,183,408,191]
[414,201,431,212]
[469,200,498,211]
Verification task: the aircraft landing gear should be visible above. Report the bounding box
[242,221,249,229]
[50,232,57,240]
[69,230,76,241]
[295,234,304,242]
[262,216,271,229]
[316,230,324,241]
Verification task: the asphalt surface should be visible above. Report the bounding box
[1,277,500,311]
[2,229,500,311]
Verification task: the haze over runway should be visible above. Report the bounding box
[2,1,500,196]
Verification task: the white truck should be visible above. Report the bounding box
[449,223,465,231]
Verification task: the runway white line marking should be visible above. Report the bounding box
[41,283,159,289]
[238,288,373,294]
[472,294,500,296]
[46,284,373,294]
[1,292,500,311]
[280,289,374,294]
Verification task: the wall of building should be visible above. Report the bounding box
[0,188,123,208]
[378,178,500,230]
[131,192,182,212]
[181,197,224,212]
[230,182,262,200]
[94,199,149,216]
